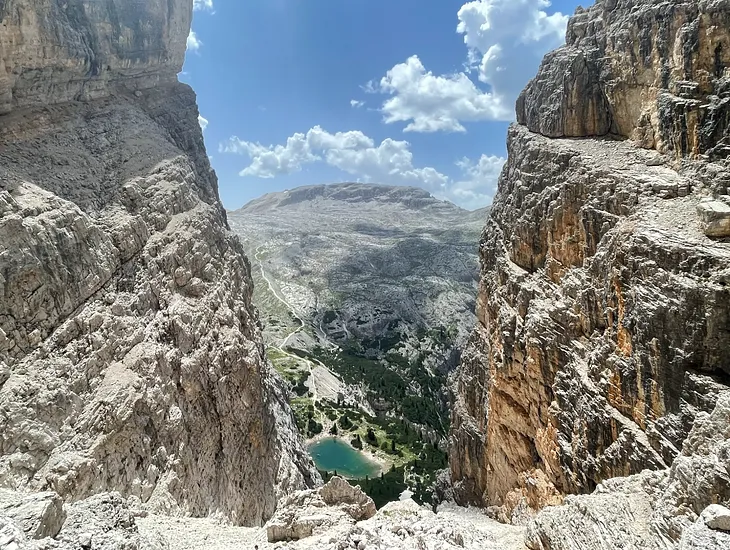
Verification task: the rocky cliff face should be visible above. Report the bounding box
[0,0,191,114]
[450,0,730,539]
[0,0,318,529]
[517,0,730,159]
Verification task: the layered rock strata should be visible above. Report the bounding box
[0,0,317,528]
[517,0,730,159]
[450,0,730,538]
[526,394,730,549]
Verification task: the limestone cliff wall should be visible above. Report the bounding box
[450,0,730,530]
[0,0,319,526]
[0,0,191,114]
[517,0,730,159]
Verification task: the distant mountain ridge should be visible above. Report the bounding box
[237,182,487,217]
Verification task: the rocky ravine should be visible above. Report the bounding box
[0,0,318,533]
[229,184,484,418]
[451,0,730,548]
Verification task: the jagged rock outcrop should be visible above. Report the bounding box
[262,487,526,550]
[265,476,376,542]
[525,394,730,549]
[0,0,318,529]
[0,490,64,540]
[450,0,730,541]
[0,491,170,550]
[517,0,730,159]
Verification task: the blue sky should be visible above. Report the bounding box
[182,0,582,210]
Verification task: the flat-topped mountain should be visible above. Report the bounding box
[242,182,481,213]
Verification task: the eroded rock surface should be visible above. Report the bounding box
[0,490,64,540]
[450,0,730,543]
[265,477,376,543]
[525,394,730,549]
[0,0,318,528]
[518,0,730,159]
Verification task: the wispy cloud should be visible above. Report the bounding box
[198,115,209,132]
[193,0,214,12]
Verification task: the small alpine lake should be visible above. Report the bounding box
[308,437,382,479]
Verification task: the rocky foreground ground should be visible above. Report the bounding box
[0,477,525,550]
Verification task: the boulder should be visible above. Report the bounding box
[702,504,730,532]
[265,477,376,543]
[697,199,730,238]
[320,477,376,521]
[0,490,65,540]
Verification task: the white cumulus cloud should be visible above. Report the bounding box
[373,0,568,133]
[193,0,214,12]
[186,30,202,52]
[220,126,448,188]
[198,115,209,132]
[457,0,567,99]
[438,154,505,208]
[378,55,509,133]
[221,127,506,209]
[350,100,365,108]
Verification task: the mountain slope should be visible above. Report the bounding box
[450,1,730,548]
[229,182,485,441]
[0,0,317,529]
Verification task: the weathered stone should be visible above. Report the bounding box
[697,199,730,237]
[319,477,376,521]
[0,490,65,539]
[265,477,376,543]
[702,504,730,531]
[49,492,169,550]
[516,47,613,139]
[680,519,730,549]
[261,496,524,550]
[517,0,730,159]
[525,394,730,549]
[0,516,27,550]
[0,0,319,529]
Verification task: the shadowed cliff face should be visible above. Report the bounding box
[0,0,192,114]
[450,0,730,536]
[0,0,319,527]
[517,0,730,159]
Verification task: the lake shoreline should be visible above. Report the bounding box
[307,435,390,480]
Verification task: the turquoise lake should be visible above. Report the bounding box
[308,437,381,479]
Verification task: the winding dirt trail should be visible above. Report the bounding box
[254,244,323,403]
